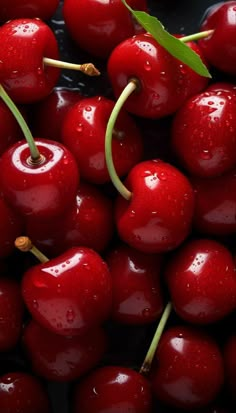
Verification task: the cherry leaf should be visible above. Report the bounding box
[121,0,211,78]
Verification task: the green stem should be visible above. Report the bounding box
[0,84,40,160]
[105,79,138,201]
[139,302,172,376]
[181,29,214,43]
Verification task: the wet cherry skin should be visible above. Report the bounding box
[63,0,147,58]
[165,239,236,324]
[0,18,60,103]
[198,1,236,75]
[61,96,143,184]
[22,319,108,382]
[151,325,224,410]
[0,278,25,351]
[0,197,24,258]
[22,247,112,336]
[108,33,208,119]
[73,365,152,413]
[224,334,236,402]
[106,243,164,324]
[171,88,236,178]
[0,139,79,219]
[0,0,59,22]
[115,159,195,253]
[0,100,25,157]
[0,372,51,413]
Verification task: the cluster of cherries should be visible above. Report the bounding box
[0,0,236,412]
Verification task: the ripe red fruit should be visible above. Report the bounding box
[0,18,60,103]
[151,325,224,409]
[22,247,112,336]
[224,334,236,402]
[0,100,25,157]
[0,197,24,258]
[73,365,152,413]
[115,159,194,253]
[0,0,59,22]
[165,239,236,324]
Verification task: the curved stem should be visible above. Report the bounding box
[43,58,100,76]
[181,29,214,43]
[105,79,138,201]
[139,302,172,376]
[0,84,40,160]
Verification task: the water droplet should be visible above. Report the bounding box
[159,172,167,181]
[142,308,150,317]
[144,61,151,71]
[85,106,92,112]
[200,149,212,160]
[76,123,83,133]
[33,300,38,309]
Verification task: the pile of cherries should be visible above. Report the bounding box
[0,0,236,412]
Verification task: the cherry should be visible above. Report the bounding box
[171,88,236,178]
[191,169,236,236]
[151,325,224,410]
[73,365,152,413]
[0,100,25,157]
[114,159,194,253]
[63,0,148,58]
[0,196,24,258]
[0,0,59,22]
[0,278,25,351]
[224,333,236,403]
[0,371,51,413]
[26,181,114,256]
[22,319,108,382]
[107,32,208,119]
[165,239,236,324]
[20,244,112,336]
[30,87,82,142]
[61,96,143,184]
[198,1,236,75]
[106,243,164,324]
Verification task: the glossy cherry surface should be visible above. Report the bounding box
[165,239,236,324]
[22,247,112,336]
[63,0,147,58]
[198,1,236,75]
[151,325,224,409]
[73,365,152,413]
[0,18,60,103]
[0,372,51,413]
[115,159,194,253]
[62,96,143,184]
[106,243,164,324]
[0,197,24,258]
[108,32,208,119]
[0,100,24,157]
[0,0,59,22]
[0,139,79,219]
[23,319,107,382]
[224,334,236,402]
[171,88,236,177]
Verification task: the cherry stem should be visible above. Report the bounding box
[15,236,49,263]
[139,301,172,376]
[105,79,139,201]
[0,84,40,160]
[43,57,100,76]
[180,29,214,43]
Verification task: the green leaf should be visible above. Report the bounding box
[121,0,211,78]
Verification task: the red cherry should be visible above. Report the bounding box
[22,319,108,382]
[224,334,236,402]
[0,372,51,413]
[0,100,25,157]
[61,96,143,184]
[0,18,60,103]
[165,239,236,324]
[151,325,224,409]
[0,139,79,219]
[107,32,208,119]
[198,1,236,75]
[73,365,152,413]
[191,169,236,236]
[26,181,114,256]
[31,87,82,142]
[0,197,24,258]
[0,0,59,22]
[115,159,194,253]
[106,243,164,324]
[171,88,236,178]
[22,246,112,336]
[63,0,147,58]
[0,278,24,351]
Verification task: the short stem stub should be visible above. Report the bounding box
[139,302,172,376]
[15,236,49,263]
[181,29,214,43]
[105,78,139,201]
[43,57,100,76]
[0,84,40,161]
